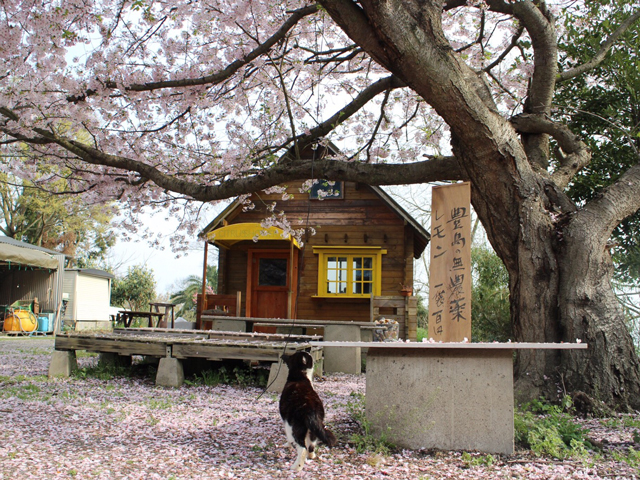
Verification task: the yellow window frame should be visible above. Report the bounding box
[312,246,387,298]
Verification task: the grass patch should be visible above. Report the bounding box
[0,383,44,401]
[461,451,496,468]
[76,350,99,358]
[612,447,640,468]
[0,375,50,400]
[72,357,157,381]
[17,347,52,356]
[346,392,395,455]
[147,397,175,410]
[0,374,47,385]
[73,363,130,381]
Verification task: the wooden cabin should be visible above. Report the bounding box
[198,172,429,340]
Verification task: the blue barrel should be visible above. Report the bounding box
[37,316,49,332]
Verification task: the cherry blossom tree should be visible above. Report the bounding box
[1,0,640,409]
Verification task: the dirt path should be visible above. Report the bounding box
[0,336,638,479]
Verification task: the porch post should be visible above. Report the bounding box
[197,240,209,330]
[288,240,294,319]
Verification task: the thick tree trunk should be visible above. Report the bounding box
[320,0,640,410]
[557,204,640,409]
[504,184,640,410]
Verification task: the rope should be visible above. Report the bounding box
[257,16,325,399]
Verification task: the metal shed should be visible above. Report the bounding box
[0,237,66,319]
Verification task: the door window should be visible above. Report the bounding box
[258,258,288,286]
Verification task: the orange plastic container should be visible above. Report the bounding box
[3,310,38,332]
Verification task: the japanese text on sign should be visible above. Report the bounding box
[428,182,472,342]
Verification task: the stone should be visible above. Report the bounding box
[156,357,184,387]
[323,324,361,374]
[48,350,77,378]
[366,348,514,454]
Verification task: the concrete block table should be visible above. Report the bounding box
[311,341,587,454]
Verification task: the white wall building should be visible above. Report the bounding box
[63,269,115,331]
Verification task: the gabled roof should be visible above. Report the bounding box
[200,184,430,258]
[199,142,430,257]
[0,236,65,256]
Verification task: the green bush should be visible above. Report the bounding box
[471,246,511,342]
[515,396,594,459]
[416,327,428,342]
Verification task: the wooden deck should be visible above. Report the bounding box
[54,328,321,363]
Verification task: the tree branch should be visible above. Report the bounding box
[558,9,640,82]
[482,24,525,73]
[67,4,319,103]
[501,1,557,115]
[510,113,591,187]
[319,0,395,68]
[12,122,461,203]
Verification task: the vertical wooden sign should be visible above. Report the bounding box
[428,182,472,342]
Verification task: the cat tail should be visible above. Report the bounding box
[309,417,337,447]
[320,427,337,447]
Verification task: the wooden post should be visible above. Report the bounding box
[288,240,294,319]
[198,240,209,330]
[428,182,472,342]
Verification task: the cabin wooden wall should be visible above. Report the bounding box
[215,181,415,326]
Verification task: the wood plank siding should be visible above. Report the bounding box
[213,181,417,328]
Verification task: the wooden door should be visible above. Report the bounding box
[248,250,293,331]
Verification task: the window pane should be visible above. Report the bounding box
[351,256,374,295]
[309,180,343,199]
[326,256,347,294]
[258,258,287,286]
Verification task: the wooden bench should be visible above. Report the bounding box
[116,311,165,328]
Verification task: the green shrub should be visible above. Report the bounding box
[416,327,429,342]
[515,396,594,459]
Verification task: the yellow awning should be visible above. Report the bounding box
[206,223,300,249]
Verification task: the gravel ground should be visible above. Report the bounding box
[0,335,639,479]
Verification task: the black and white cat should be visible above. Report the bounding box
[279,351,337,472]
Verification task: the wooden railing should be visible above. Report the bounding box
[196,292,242,329]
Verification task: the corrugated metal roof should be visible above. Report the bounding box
[0,236,65,269]
[0,236,65,256]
